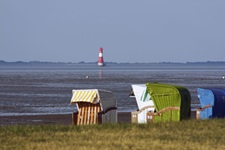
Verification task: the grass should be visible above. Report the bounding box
[1,119,225,150]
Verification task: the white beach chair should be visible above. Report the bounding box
[131,84,155,123]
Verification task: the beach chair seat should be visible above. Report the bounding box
[196,104,212,120]
[71,89,117,125]
[196,88,225,120]
[131,106,155,123]
[146,83,191,123]
[146,106,180,123]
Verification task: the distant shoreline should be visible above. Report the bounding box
[1,60,225,65]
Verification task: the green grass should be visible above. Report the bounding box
[1,119,225,150]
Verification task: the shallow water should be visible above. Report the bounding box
[0,63,225,116]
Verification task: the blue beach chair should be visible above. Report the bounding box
[196,88,225,120]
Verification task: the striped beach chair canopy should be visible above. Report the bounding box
[71,89,100,104]
[70,89,117,111]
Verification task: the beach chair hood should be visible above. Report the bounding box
[70,89,117,111]
[71,89,100,104]
[197,88,214,108]
[131,84,154,109]
[146,83,181,111]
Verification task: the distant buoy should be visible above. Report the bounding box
[98,47,104,66]
[86,76,89,79]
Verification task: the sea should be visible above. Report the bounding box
[1,62,225,116]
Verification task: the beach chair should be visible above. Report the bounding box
[131,84,155,123]
[196,88,225,120]
[146,83,191,123]
[70,89,117,125]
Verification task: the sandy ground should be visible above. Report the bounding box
[0,111,196,126]
[0,112,130,126]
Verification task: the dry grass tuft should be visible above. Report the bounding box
[1,119,225,150]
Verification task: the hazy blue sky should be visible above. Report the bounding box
[0,1,225,63]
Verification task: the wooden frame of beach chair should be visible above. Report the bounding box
[146,106,180,123]
[72,102,117,125]
[196,104,212,120]
[72,102,102,125]
[131,106,154,123]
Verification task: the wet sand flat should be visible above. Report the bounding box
[0,64,224,125]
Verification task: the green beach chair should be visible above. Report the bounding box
[146,83,191,123]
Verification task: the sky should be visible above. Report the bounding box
[0,1,225,63]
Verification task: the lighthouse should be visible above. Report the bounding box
[98,47,104,66]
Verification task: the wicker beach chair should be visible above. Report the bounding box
[70,89,117,125]
[146,83,191,123]
[196,88,225,120]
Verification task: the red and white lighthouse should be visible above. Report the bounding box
[98,47,104,66]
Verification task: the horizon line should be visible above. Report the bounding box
[1,60,225,64]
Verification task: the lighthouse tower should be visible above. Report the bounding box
[98,47,104,66]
